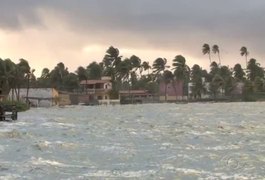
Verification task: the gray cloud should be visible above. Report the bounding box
[1,0,265,66]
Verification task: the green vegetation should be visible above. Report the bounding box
[0,100,29,112]
[1,45,265,102]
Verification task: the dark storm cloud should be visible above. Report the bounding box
[2,0,265,32]
[1,0,265,62]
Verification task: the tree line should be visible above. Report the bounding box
[0,44,264,100]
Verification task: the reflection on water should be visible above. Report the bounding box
[0,102,264,179]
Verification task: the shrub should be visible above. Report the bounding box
[0,100,29,112]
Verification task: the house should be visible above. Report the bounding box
[8,88,59,107]
[79,76,112,104]
[119,90,156,104]
[159,81,184,101]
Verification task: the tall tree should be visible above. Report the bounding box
[163,70,174,101]
[16,59,31,101]
[152,58,168,80]
[0,59,16,96]
[25,69,36,102]
[219,66,233,95]
[202,43,211,64]
[41,68,50,79]
[233,64,245,81]
[87,62,102,80]
[172,55,190,98]
[240,46,249,69]
[190,64,204,99]
[76,66,88,82]
[141,61,151,76]
[247,58,264,81]
[212,45,221,65]
[130,55,141,72]
[50,62,69,90]
[102,46,122,98]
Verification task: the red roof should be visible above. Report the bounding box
[80,80,111,85]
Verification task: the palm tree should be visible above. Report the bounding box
[211,74,224,99]
[212,45,221,65]
[16,59,31,101]
[247,58,264,81]
[0,59,16,96]
[233,64,245,81]
[240,46,249,69]
[26,69,35,103]
[117,58,132,82]
[172,55,190,80]
[103,46,122,68]
[202,43,211,64]
[130,55,141,72]
[41,68,50,79]
[163,70,174,101]
[152,58,169,80]
[219,66,233,95]
[141,61,151,75]
[50,62,69,90]
[76,66,88,93]
[209,61,219,77]
[172,55,190,99]
[87,62,102,80]
[190,64,204,99]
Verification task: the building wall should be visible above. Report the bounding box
[159,81,183,101]
[59,94,71,106]
[8,88,58,107]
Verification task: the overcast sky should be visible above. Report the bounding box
[0,0,265,76]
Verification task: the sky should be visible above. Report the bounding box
[0,0,265,77]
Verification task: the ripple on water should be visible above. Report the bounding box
[0,102,264,179]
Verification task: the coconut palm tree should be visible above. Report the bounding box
[76,66,88,82]
[233,64,245,81]
[141,61,151,75]
[202,43,211,64]
[212,45,221,65]
[172,55,190,99]
[172,55,190,81]
[152,58,169,80]
[247,58,264,81]
[0,59,16,98]
[16,59,31,101]
[87,62,102,80]
[130,55,141,72]
[26,69,35,103]
[76,66,88,93]
[190,64,204,99]
[41,68,50,79]
[163,70,174,101]
[240,46,249,69]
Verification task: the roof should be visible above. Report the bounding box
[80,80,111,85]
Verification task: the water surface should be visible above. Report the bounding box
[0,102,264,179]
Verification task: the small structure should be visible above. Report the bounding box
[79,76,112,104]
[119,90,156,104]
[8,88,59,107]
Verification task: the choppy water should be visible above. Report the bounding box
[0,102,265,179]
